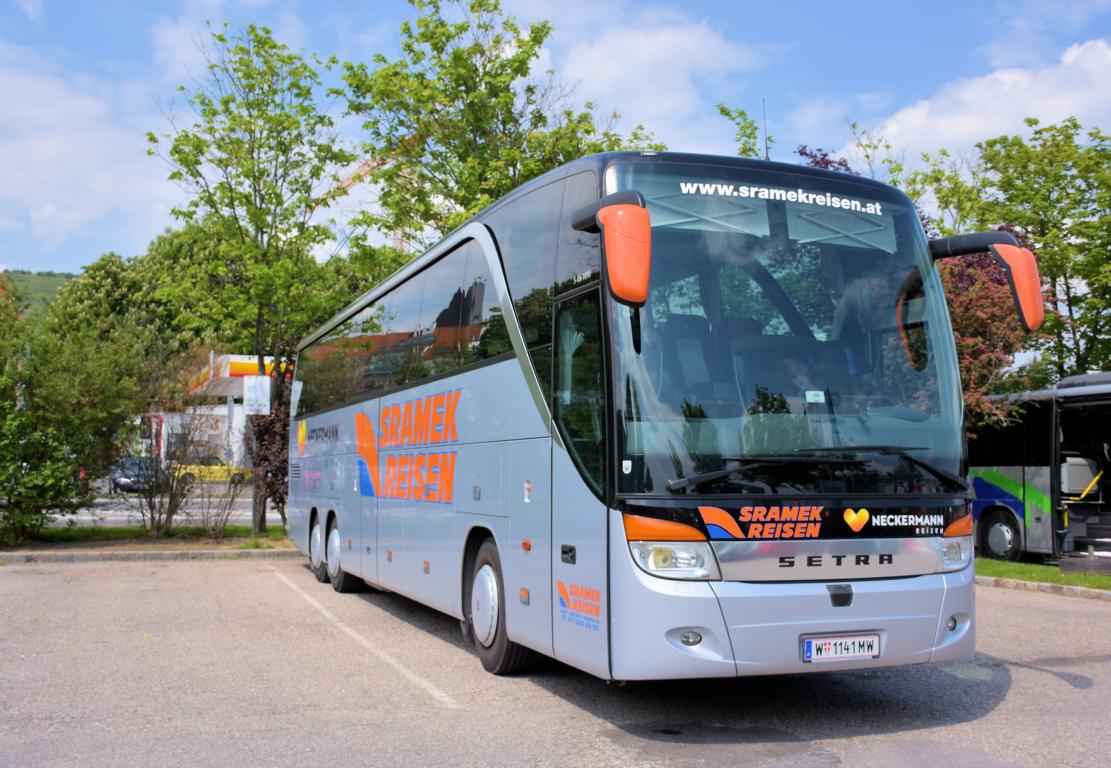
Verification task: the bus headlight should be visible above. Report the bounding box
[628,541,721,581]
[938,535,973,571]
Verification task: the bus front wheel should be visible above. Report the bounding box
[981,511,1022,561]
[468,539,531,675]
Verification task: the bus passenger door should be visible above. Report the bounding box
[551,288,611,679]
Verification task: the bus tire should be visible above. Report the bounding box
[981,510,1021,561]
[326,517,362,593]
[309,516,329,583]
[467,538,531,675]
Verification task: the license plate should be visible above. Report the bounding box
[801,633,880,662]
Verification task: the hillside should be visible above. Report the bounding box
[1,270,76,316]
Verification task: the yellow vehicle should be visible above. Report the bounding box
[176,455,249,485]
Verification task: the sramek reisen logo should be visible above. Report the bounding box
[356,388,461,504]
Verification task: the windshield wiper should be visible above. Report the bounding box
[665,454,858,494]
[794,445,969,492]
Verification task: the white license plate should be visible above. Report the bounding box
[802,633,880,662]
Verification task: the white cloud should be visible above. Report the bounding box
[0,40,181,254]
[839,39,1111,163]
[16,0,43,24]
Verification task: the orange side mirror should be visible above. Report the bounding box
[571,190,652,307]
[597,204,652,307]
[987,243,1045,333]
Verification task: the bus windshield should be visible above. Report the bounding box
[606,160,963,496]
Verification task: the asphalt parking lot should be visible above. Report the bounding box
[1,558,1108,767]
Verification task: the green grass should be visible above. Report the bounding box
[2,269,76,317]
[234,538,277,550]
[29,524,288,545]
[976,557,1111,591]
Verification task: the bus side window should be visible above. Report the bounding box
[460,240,513,363]
[554,289,606,494]
[555,171,600,295]
[375,273,427,389]
[420,242,469,375]
[485,180,564,357]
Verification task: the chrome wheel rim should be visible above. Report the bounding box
[471,564,499,648]
[309,522,324,569]
[987,521,1015,557]
[326,526,341,579]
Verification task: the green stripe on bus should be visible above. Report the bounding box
[968,468,1052,530]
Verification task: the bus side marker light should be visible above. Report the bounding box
[519,588,530,606]
[423,560,430,574]
[521,539,532,552]
[944,513,973,537]
[386,550,393,562]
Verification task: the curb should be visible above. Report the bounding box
[975,574,1111,602]
[0,548,302,565]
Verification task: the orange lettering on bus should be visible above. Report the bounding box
[383,455,398,497]
[438,452,456,503]
[411,453,426,499]
[738,506,753,522]
[424,453,441,501]
[443,389,461,442]
[413,397,432,445]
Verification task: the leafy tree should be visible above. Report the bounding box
[717,103,772,159]
[976,117,1110,378]
[342,0,663,245]
[147,24,365,533]
[0,275,153,542]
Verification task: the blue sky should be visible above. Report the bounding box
[2,0,1110,273]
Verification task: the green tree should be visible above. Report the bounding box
[147,25,364,532]
[977,117,1110,378]
[0,273,154,543]
[342,0,663,245]
[716,103,772,159]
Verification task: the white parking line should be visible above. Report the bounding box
[268,565,460,709]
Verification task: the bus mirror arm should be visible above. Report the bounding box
[571,190,653,311]
[929,231,1045,333]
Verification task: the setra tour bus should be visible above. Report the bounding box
[287,151,1044,679]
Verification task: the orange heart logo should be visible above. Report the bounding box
[844,507,870,533]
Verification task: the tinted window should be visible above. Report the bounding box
[420,245,469,376]
[554,289,606,494]
[461,240,513,364]
[296,240,523,417]
[555,171,600,295]
[485,180,563,348]
[969,417,1025,466]
[374,274,426,388]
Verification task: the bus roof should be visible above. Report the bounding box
[989,377,1111,404]
[298,151,903,352]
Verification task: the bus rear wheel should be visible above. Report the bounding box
[326,518,362,593]
[467,539,531,675]
[309,517,328,583]
[981,511,1021,561]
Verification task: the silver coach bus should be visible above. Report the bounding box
[287,151,1044,679]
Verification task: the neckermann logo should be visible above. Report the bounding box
[356,388,462,504]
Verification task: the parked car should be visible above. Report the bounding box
[109,457,159,494]
[175,455,249,485]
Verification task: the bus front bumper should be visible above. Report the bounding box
[608,551,974,680]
